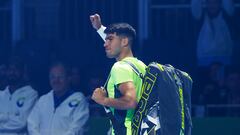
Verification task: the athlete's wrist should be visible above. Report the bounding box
[101,97,108,106]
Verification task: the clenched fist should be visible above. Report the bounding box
[91,87,107,105]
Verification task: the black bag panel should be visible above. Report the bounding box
[155,64,182,135]
[176,69,192,107]
[175,69,193,135]
[132,62,193,135]
[132,64,159,135]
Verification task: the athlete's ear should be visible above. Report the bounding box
[121,37,129,47]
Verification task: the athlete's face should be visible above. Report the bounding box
[104,33,123,59]
[49,66,69,93]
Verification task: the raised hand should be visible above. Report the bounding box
[90,13,102,30]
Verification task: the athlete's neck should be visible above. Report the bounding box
[116,48,133,61]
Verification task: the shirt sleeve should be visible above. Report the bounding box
[0,91,38,133]
[97,25,107,42]
[111,63,134,86]
[65,96,89,135]
[191,0,203,20]
[27,100,41,135]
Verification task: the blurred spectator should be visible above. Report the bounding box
[202,81,220,104]
[191,0,234,67]
[225,69,240,116]
[195,62,224,102]
[226,70,240,104]
[70,66,82,92]
[208,62,225,87]
[87,76,104,98]
[0,56,38,135]
[194,62,226,116]
[0,64,8,90]
[194,64,240,117]
[87,75,106,117]
[27,61,89,135]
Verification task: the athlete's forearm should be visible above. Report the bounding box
[103,96,137,110]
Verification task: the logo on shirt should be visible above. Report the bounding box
[68,99,80,108]
[16,97,25,108]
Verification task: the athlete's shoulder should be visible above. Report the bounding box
[113,61,129,68]
[111,61,133,75]
[123,57,146,67]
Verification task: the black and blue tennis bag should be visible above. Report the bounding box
[130,62,193,135]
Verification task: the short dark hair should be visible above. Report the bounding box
[104,23,136,45]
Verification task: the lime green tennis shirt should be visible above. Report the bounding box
[107,57,146,135]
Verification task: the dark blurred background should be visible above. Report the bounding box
[0,0,240,134]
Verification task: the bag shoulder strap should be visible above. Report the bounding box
[122,60,144,79]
